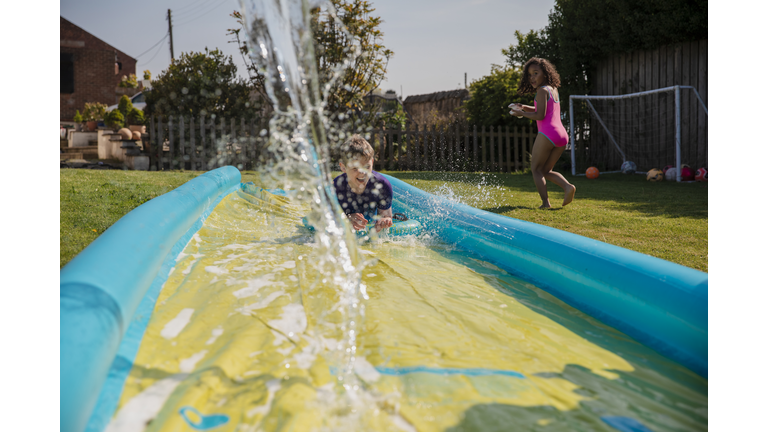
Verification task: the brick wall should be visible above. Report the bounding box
[60,17,138,121]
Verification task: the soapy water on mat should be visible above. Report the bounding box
[112,185,707,432]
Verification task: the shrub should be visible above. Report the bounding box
[118,95,133,118]
[83,102,107,122]
[105,110,125,131]
[143,70,151,80]
[118,74,139,88]
[144,48,258,119]
[464,65,532,128]
[127,107,145,126]
[73,110,83,123]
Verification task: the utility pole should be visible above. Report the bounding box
[464,73,467,89]
[167,9,174,61]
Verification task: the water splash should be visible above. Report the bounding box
[238,0,376,425]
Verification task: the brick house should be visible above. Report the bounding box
[60,16,137,121]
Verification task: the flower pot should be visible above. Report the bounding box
[86,121,97,132]
[128,125,146,134]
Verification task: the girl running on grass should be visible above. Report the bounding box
[509,58,576,209]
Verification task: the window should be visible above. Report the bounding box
[132,93,145,103]
[61,53,74,94]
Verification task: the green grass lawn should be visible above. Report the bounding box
[385,171,707,272]
[59,169,261,268]
[61,169,707,272]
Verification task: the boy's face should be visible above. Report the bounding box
[340,156,374,191]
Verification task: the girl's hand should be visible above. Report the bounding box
[508,103,524,118]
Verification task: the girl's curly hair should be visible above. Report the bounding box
[517,58,562,95]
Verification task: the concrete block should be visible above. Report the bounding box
[61,153,83,160]
[125,155,149,171]
[111,141,125,161]
[97,131,120,159]
[70,132,98,147]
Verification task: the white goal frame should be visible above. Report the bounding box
[569,85,708,182]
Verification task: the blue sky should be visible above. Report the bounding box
[60,0,554,97]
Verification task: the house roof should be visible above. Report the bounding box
[60,16,136,62]
[403,89,469,104]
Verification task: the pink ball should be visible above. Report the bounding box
[680,166,695,181]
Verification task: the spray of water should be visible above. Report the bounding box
[236,0,399,427]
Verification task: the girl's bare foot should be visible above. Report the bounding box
[563,185,576,207]
[539,203,551,209]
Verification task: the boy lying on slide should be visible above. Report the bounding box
[333,134,393,233]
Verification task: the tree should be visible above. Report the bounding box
[463,65,533,128]
[503,0,707,97]
[312,0,392,115]
[502,29,556,69]
[227,0,392,119]
[143,48,262,119]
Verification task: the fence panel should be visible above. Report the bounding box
[592,39,707,169]
[149,116,536,173]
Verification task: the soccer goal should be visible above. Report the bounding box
[568,85,708,182]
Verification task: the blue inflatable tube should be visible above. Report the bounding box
[61,167,706,431]
[382,173,708,378]
[60,167,241,432]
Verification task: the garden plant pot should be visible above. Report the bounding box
[86,121,97,132]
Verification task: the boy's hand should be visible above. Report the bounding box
[348,213,368,230]
[374,217,393,232]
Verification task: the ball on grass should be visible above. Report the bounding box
[695,167,707,182]
[664,167,677,181]
[621,161,637,174]
[680,166,695,181]
[586,167,600,179]
[647,169,663,182]
[663,165,674,174]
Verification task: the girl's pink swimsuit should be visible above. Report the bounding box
[534,86,569,147]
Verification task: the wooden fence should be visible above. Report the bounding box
[148,115,270,172]
[148,116,539,173]
[584,39,708,170]
[368,124,537,173]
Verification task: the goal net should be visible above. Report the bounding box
[568,86,708,181]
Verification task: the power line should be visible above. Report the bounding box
[143,33,168,65]
[134,32,169,59]
[173,0,218,18]
[175,0,233,27]
[175,0,232,27]
[173,0,208,13]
